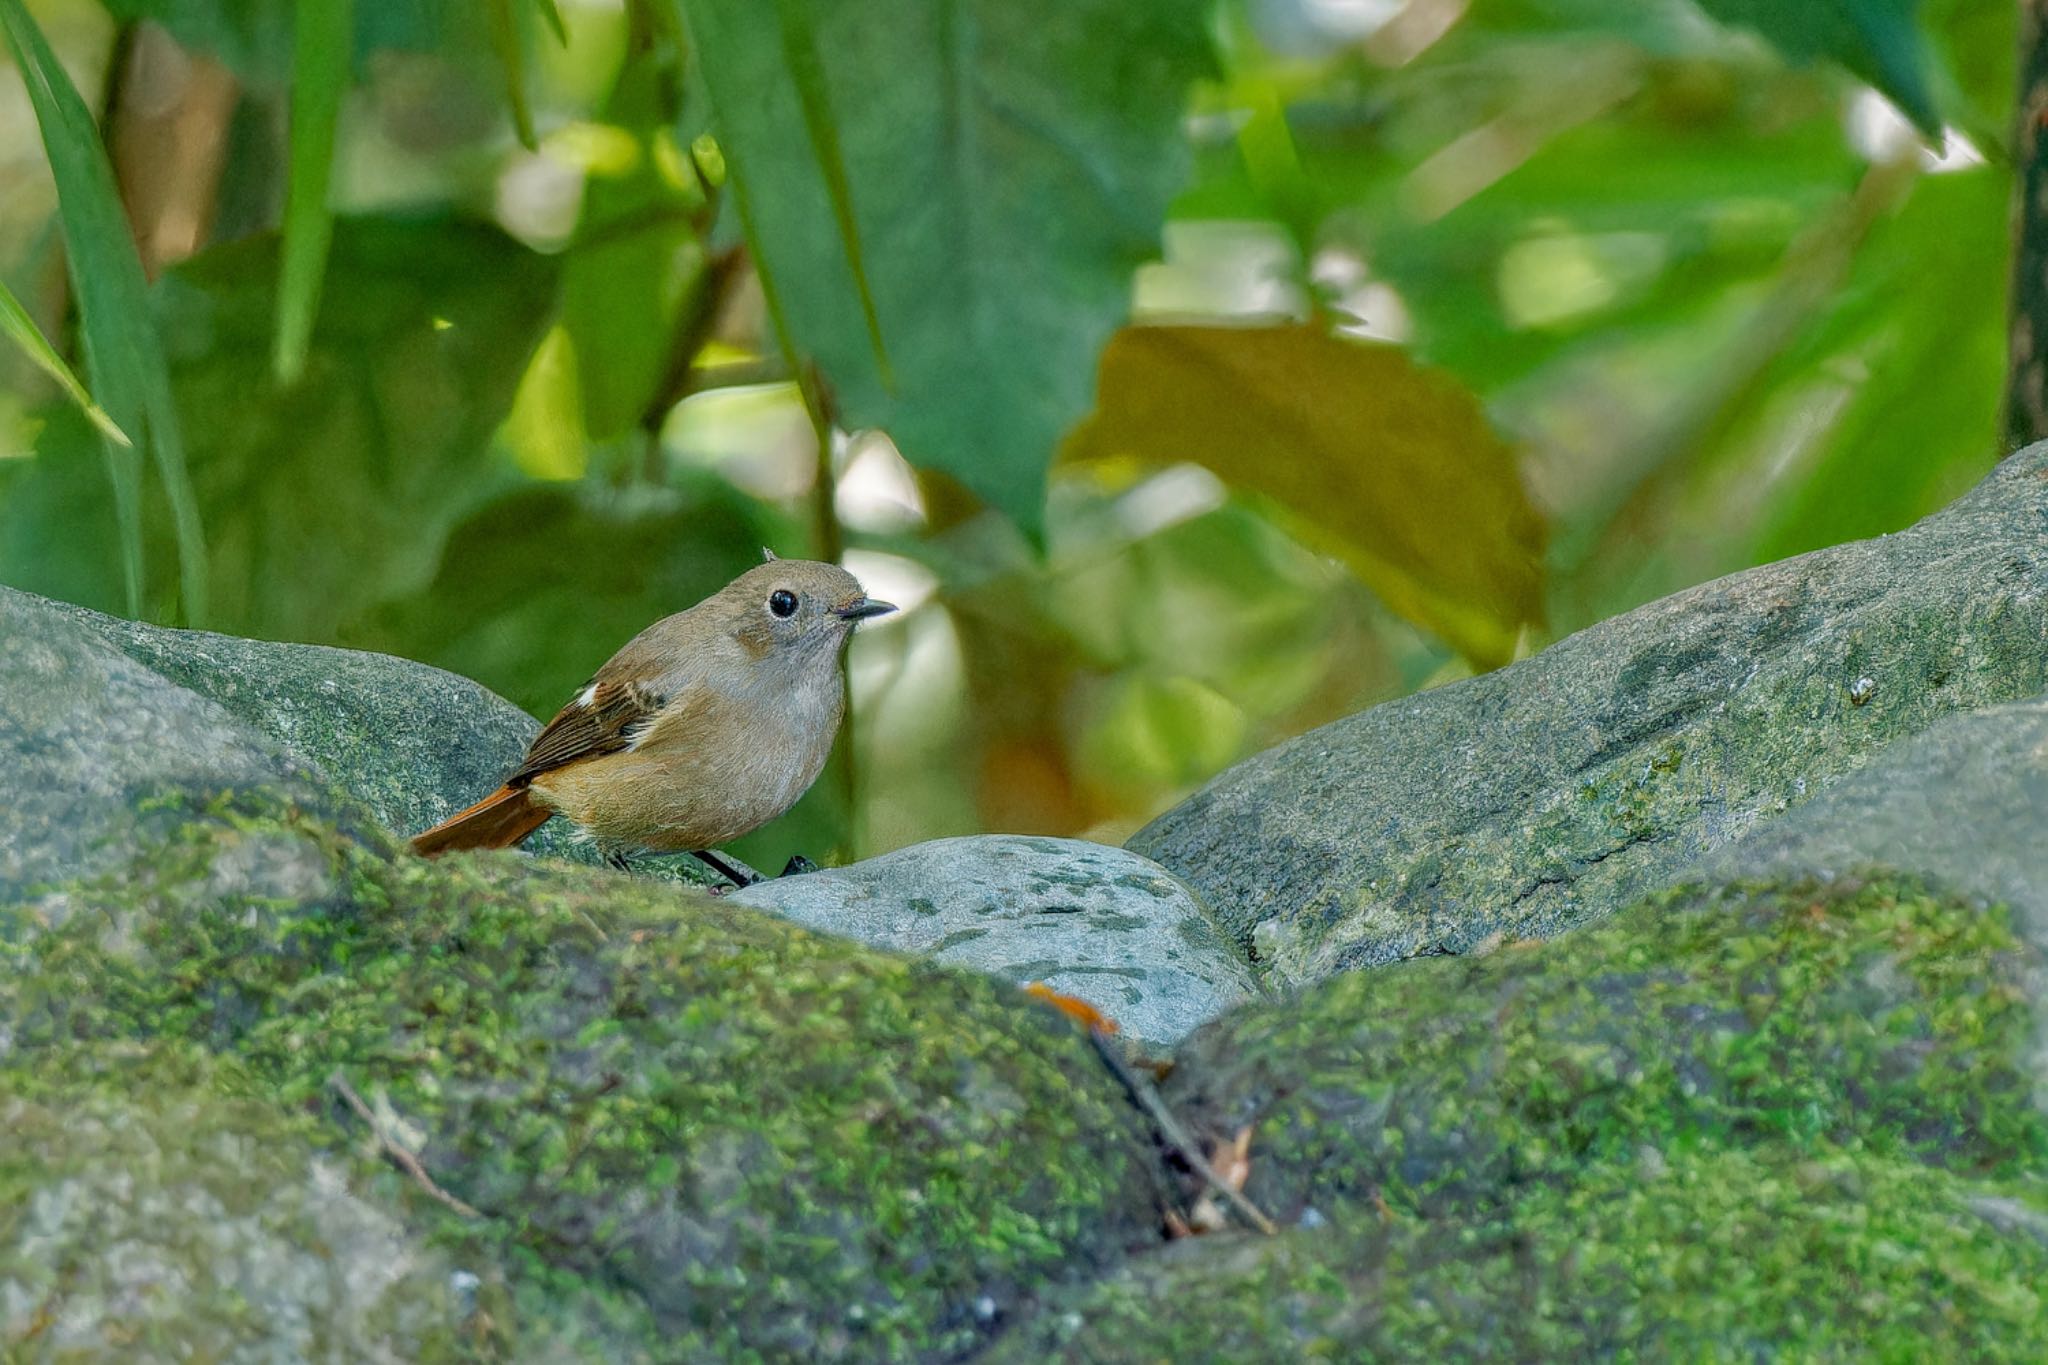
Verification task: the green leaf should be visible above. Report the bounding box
[0,221,556,640]
[0,277,130,447]
[675,0,1214,538]
[275,0,353,382]
[533,0,568,47]
[765,0,889,383]
[1,0,208,622]
[1750,169,2006,562]
[1692,0,1943,136]
[486,0,539,150]
[1065,324,1546,666]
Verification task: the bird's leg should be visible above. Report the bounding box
[691,849,760,888]
[779,855,819,878]
[603,847,634,873]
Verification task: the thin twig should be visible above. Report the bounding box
[1087,1029,1279,1236]
[328,1070,482,1219]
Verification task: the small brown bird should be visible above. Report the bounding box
[411,554,894,882]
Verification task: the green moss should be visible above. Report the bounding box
[988,1142,2048,1361]
[0,1039,666,1360]
[1166,874,2046,1221]
[2,789,1164,1361]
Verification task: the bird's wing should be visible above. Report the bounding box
[511,677,668,785]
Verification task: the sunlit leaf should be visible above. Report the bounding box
[675,0,1213,538]
[1065,324,1545,666]
[0,277,130,447]
[275,0,353,381]
[1692,0,1942,136]
[1,0,207,622]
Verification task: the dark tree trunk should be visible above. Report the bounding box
[2005,0,2048,446]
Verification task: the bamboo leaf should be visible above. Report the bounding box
[0,276,131,447]
[487,0,539,150]
[275,0,353,383]
[534,0,568,47]
[0,0,207,622]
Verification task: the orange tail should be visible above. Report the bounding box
[410,785,552,856]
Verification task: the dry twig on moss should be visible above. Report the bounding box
[328,1069,483,1220]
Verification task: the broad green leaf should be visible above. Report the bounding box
[1,0,207,622]
[275,0,352,381]
[0,277,130,446]
[675,0,1214,538]
[1065,324,1545,666]
[1692,0,1942,136]
[765,0,887,382]
[0,221,556,640]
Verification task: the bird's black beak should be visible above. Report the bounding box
[835,597,898,622]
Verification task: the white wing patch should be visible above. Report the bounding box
[624,712,661,751]
[575,682,600,709]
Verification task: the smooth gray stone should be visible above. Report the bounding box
[730,835,1260,1046]
[1131,443,2048,983]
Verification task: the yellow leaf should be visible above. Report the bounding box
[1065,323,1545,666]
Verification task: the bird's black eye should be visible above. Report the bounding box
[769,589,799,618]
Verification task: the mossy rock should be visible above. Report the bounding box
[1691,693,2048,935]
[987,1142,2048,1361]
[1161,876,2047,1223]
[0,1040,661,1361]
[2,789,1167,1361]
[1131,444,2048,981]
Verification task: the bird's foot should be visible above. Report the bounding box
[779,854,819,878]
[603,849,634,873]
[690,849,760,889]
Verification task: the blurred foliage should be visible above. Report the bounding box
[0,0,2021,864]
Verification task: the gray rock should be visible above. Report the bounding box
[1691,693,2048,932]
[1131,443,2048,983]
[10,585,711,882]
[0,1045,507,1361]
[729,835,1259,1046]
[53,590,537,846]
[0,589,323,893]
